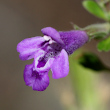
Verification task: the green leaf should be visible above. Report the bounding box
[97,37,110,51]
[82,0,107,20]
[79,52,109,71]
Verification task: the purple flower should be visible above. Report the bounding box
[17,27,88,91]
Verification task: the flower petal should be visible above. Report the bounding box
[51,49,69,79]
[17,36,45,60]
[41,27,64,45]
[24,63,49,91]
[59,31,88,55]
[34,51,54,72]
[32,73,49,91]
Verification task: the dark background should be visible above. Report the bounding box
[1,0,110,110]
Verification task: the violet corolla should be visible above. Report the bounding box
[17,27,88,91]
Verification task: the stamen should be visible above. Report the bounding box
[43,35,56,44]
[49,40,55,44]
[43,35,51,41]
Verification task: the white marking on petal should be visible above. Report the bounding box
[33,67,36,71]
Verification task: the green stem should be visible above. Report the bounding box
[83,23,110,41]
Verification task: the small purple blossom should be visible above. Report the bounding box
[17,27,88,91]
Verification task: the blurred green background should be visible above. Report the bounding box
[1,0,110,110]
